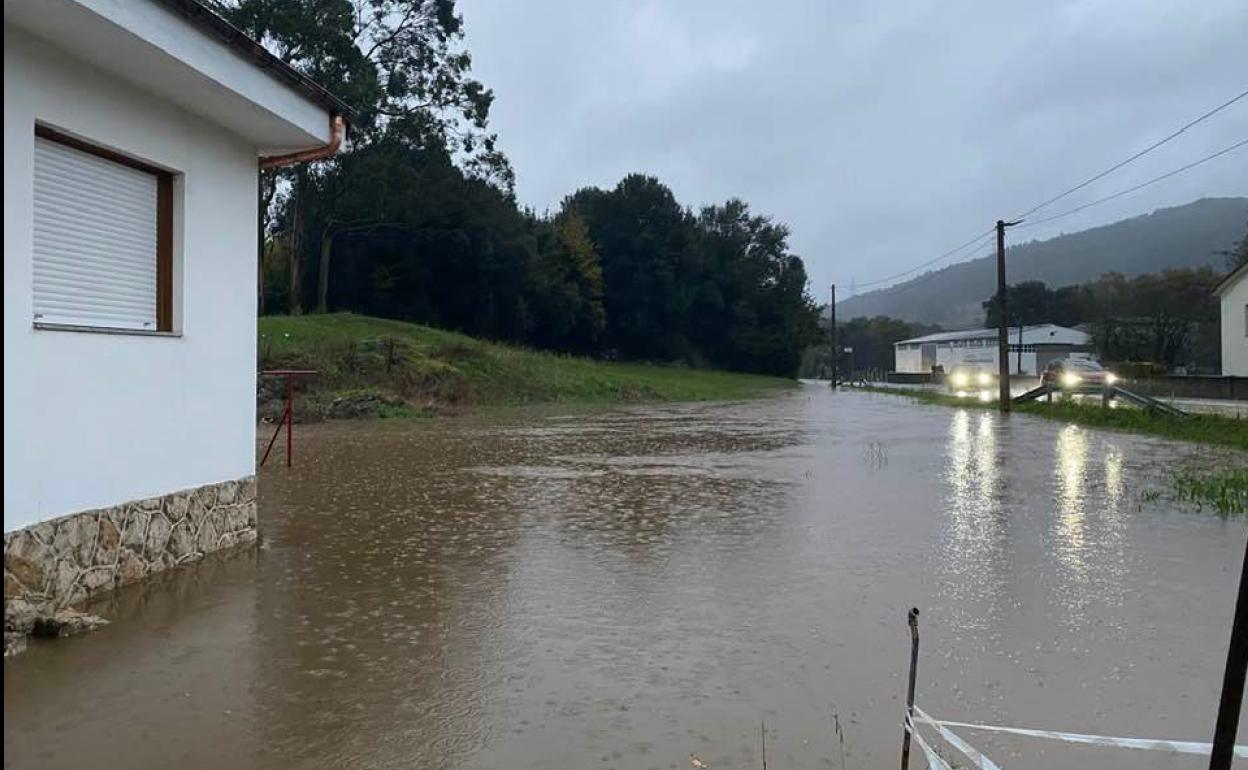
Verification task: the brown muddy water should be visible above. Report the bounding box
[5,385,1247,769]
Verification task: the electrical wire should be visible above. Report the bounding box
[1017,136,1248,230]
[851,229,995,290]
[844,88,1248,294]
[1011,87,1248,220]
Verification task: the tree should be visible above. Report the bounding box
[1081,268,1222,371]
[564,176,698,361]
[527,211,605,353]
[691,199,819,374]
[983,280,1064,369]
[213,0,511,313]
[834,316,940,375]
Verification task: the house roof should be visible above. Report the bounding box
[1214,261,1248,297]
[895,324,1090,347]
[8,0,357,151]
[152,0,360,125]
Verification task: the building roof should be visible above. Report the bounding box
[7,0,356,151]
[1214,261,1248,297]
[895,324,1090,347]
[152,0,360,124]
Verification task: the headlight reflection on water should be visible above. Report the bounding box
[940,410,1003,626]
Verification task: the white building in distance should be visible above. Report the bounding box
[894,324,1092,375]
[1214,262,1248,376]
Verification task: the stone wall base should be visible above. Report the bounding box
[4,476,256,651]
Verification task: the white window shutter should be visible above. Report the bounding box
[33,137,159,330]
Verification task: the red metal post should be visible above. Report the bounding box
[259,369,315,468]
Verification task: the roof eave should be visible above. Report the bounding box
[152,0,360,126]
[1213,262,1248,297]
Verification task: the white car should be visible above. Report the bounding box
[946,354,997,395]
[1042,357,1119,391]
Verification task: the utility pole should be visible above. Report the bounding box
[995,219,1022,412]
[830,284,838,388]
[1209,536,1248,770]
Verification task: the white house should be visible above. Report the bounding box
[894,324,1091,375]
[4,0,352,623]
[1215,262,1248,376]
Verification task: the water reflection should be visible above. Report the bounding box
[1050,425,1130,628]
[1054,425,1089,586]
[3,389,1242,770]
[939,410,1008,630]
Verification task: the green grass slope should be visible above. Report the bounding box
[257,313,793,420]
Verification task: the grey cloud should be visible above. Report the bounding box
[460,0,1248,295]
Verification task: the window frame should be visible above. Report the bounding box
[32,124,174,334]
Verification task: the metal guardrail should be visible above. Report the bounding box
[1012,382,1188,416]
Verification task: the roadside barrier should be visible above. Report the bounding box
[897,609,1248,769]
[904,706,1248,769]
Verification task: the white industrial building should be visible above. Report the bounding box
[1214,262,1248,376]
[894,324,1092,375]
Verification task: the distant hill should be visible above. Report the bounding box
[837,198,1248,328]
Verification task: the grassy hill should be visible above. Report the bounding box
[838,197,1247,328]
[257,314,794,420]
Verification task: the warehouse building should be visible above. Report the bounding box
[894,324,1091,375]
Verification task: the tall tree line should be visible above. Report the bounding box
[982,267,1231,371]
[214,0,818,376]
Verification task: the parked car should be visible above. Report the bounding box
[1041,357,1119,390]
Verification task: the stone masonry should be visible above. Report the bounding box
[4,476,256,650]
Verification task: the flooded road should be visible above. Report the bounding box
[5,385,1246,769]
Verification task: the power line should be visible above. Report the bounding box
[844,88,1248,294]
[851,229,995,290]
[1012,87,1248,220]
[1017,136,1248,230]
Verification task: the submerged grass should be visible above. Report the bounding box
[853,384,1248,451]
[257,313,793,419]
[1171,468,1248,516]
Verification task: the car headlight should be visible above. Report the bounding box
[1105,372,1118,385]
[977,372,992,386]
[1061,372,1082,388]
[951,372,969,387]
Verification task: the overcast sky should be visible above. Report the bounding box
[458,0,1248,297]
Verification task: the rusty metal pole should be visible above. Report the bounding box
[901,607,920,770]
[284,373,294,467]
[1209,536,1248,770]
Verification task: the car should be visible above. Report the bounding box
[1041,357,1119,391]
[946,355,997,396]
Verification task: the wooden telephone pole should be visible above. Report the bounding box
[995,219,1022,412]
[830,284,838,388]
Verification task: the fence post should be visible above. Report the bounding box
[901,607,920,770]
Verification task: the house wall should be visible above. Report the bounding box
[4,27,257,532]
[1221,274,1248,376]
